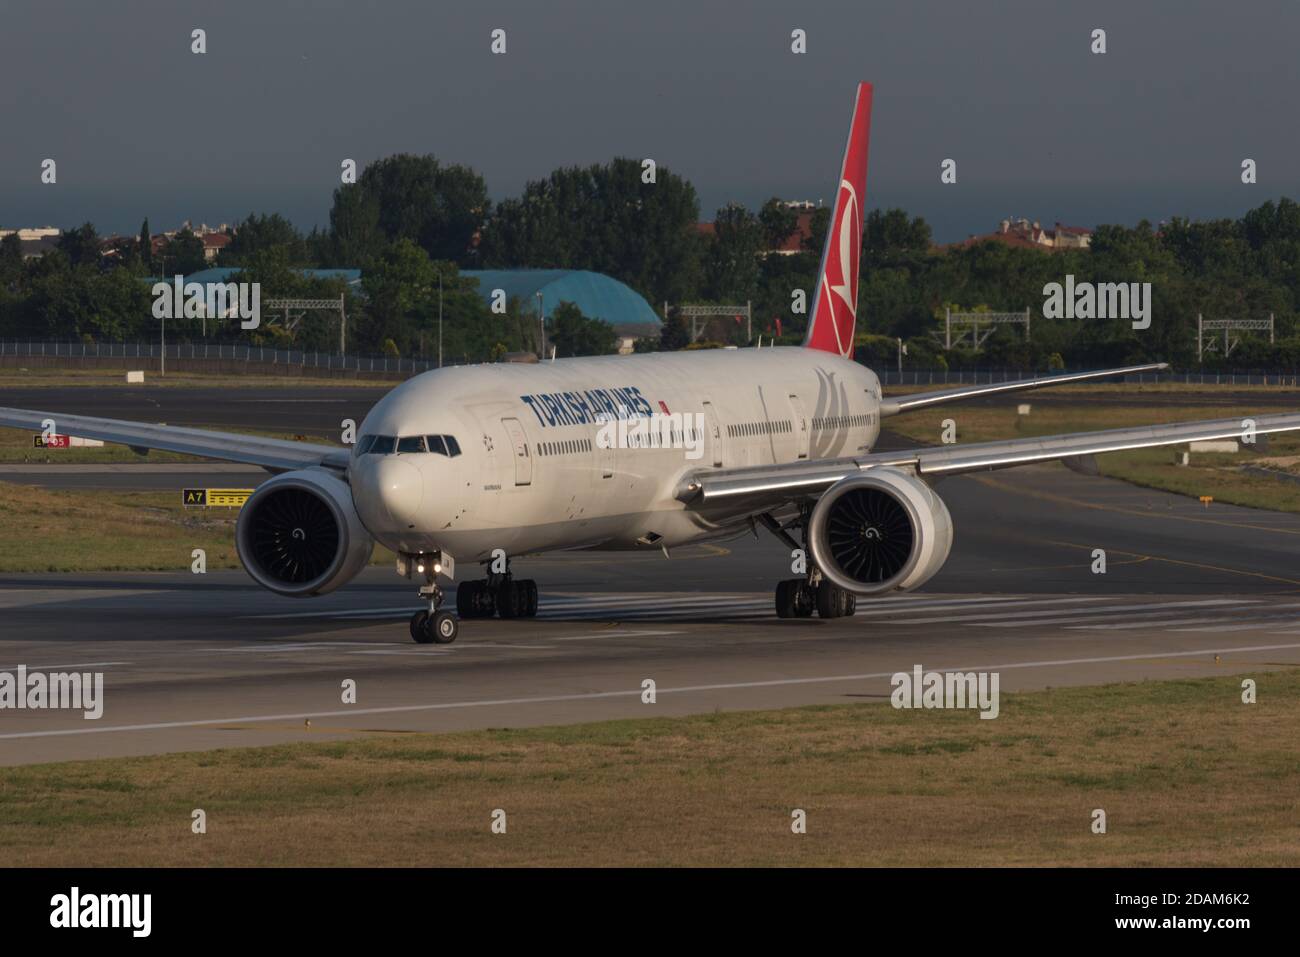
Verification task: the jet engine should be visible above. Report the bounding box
[235,468,374,597]
[807,468,953,596]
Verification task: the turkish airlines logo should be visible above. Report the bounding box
[819,178,859,357]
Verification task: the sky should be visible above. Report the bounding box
[1,0,1297,244]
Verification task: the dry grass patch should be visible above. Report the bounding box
[1,670,1297,866]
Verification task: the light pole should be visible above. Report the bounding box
[897,337,906,375]
[438,271,443,369]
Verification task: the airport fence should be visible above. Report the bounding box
[0,340,442,377]
[875,368,1300,387]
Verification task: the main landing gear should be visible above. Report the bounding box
[456,564,539,620]
[760,509,857,620]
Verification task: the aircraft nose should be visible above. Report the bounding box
[359,457,424,527]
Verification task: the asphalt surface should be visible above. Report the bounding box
[1,384,1298,766]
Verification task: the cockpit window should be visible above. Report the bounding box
[425,435,461,457]
[354,434,376,456]
[396,435,426,454]
[368,435,396,455]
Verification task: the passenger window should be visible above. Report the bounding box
[426,435,447,456]
[444,436,462,457]
[397,436,426,454]
[369,436,396,455]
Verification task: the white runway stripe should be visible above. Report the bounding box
[975,600,1258,629]
[886,598,1255,627]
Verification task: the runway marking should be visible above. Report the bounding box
[1044,539,1300,589]
[4,641,1298,741]
[973,601,1260,628]
[975,473,1300,539]
[851,596,1109,617]
[882,598,1254,626]
[0,660,130,671]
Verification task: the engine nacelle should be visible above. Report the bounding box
[235,468,374,597]
[807,468,953,596]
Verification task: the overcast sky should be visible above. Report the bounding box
[2,0,1297,243]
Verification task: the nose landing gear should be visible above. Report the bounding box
[401,551,458,644]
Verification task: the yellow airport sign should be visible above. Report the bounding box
[182,488,253,508]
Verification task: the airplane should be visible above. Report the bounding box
[4,81,1299,645]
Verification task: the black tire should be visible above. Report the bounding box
[775,579,797,618]
[519,579,539,617]
[456,581,477,618]
[432,610,458,644]
[842,592,856,616]
[795,582,816,617]
[497,581,519,619]
[816,582,842,619]
[410,610,433,644]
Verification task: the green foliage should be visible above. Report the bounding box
[546,301,617,357]
[325,154,489,267]
[160,228,206,277]
[219,213,308,267]
[479,157,703,306]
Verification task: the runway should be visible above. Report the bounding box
[2,463,1298,766]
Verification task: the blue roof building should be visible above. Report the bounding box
[460,269,661,337]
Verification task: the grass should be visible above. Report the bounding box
[0,483,393,572]
[0,368,395,389]
[889,399,1300,512]
[1,670,1297,866]
[0,425,333,464]
[0,485,241,572]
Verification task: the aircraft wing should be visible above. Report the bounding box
[678,412,1300,507]
[879,363,1168,417]
[0,407,350,472]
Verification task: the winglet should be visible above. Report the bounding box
[803,82,873,358]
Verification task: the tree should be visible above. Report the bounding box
[479,157,704,305]
[57,223,102,269]
[0,234,22,287]
[705,203,763,303]
[759,198,799,251]
[326,154,489,266]
[659,310,690,351]
[139,218,152,271]
[546,301,616,356]
[161,228,206,276]
[219,213,309,266]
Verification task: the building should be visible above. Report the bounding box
[461,269,660,355]
[947,217,1094,252]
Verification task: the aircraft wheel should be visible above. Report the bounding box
[816,582,843,619]
[456,582,477,618]
[410,610,433,644]
[842,592,856,616]
[431,610,459,644]
[794,582,816,617]
[775,579,798,618]
[518,579,539,617]
[497,581,520,619]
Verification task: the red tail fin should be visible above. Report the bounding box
[803,82,873,357]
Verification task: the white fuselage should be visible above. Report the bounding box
[347,347,882,562]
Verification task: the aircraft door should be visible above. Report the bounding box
[702,400,724,467]
[501,417,533,486]
[788,394,810,459]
